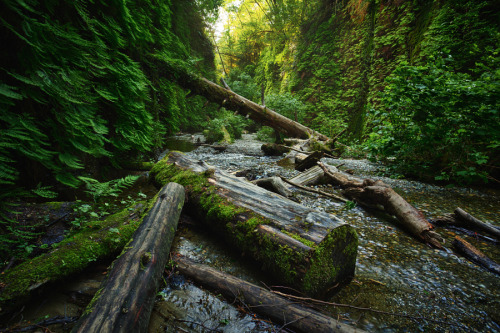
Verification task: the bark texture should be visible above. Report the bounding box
[72,183,185,333]
[151,152,358,297]
[174,255,366,333]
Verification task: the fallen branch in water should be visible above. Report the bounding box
[318,162,444,248]
[267,289,466,329]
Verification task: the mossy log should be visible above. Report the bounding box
[174,255,366,333]
[72,183,185,333]
[0,203,148,314]
[151,152,358,297]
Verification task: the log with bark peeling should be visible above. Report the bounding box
[151,152,358,297]
[72,183,185,333]
[317,162,444,248]
[153,57,329,141]
[174,255,366,333]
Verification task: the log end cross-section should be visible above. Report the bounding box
[151,152,358,297]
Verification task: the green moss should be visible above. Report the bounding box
[0,201,149,308]
[282,230,316,248]
[302,225,358,296]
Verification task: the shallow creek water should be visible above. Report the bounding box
[150,133,499,332]
[5,134,498,332]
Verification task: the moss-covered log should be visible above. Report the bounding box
[151,152,358,297]
[0,203,149,313]
[72,183,185,333]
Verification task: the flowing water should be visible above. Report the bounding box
[4,134,498,332]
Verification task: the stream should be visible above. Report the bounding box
[150,133,499,332]
[5,133,499,332]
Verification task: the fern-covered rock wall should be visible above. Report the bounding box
[289,0,498,140]
[0,0,214,193]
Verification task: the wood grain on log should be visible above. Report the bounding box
[72,183,185,333]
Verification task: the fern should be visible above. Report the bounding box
[31,183,58,199]
[78,175,139,202]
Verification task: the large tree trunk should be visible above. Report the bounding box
[174,255,366,333]
[151,152,358,298]
[153,57,329,141]
[72,183,185,333]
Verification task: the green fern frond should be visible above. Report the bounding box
[0,83,23,100]
[32,183,58,199]
[58,153,84,169]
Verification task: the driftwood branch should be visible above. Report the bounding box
[453,236,500,275]
[454,208,500,239]
[280,176,348,203]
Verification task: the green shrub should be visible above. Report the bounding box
[256,126,275,142]
[366,54,500,184]
[204,110,249,143]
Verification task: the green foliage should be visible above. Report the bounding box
[366,55,500,184]
[256,126,275,143]
[265,92,307,123]
[78,175,139,203]
[203,109,249,144]
[0,0,216,244]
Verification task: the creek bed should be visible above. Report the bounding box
[153,133,500,332]
[4,134,497,332]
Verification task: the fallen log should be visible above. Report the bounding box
[318,162,444,248]
[252,176,293,198]
[453,236,500,275]
[288,165,336,187]
[152,56,329,141]
[151,152,358,297]
[454,208,500,239]
[261,143,290,156]
[72,183,185,333]
[174,255,365,333]
[296,151,324,172]
[280,176,348,203]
